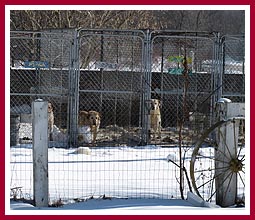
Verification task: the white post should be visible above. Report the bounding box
[215,100,245,207]
[32,99,49,207]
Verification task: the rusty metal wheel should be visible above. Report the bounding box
[190,117,245,207]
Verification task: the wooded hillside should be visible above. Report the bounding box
[10,10,245,34]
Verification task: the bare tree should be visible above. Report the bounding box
[11,10,244,34]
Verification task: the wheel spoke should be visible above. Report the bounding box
[207,189,216,202]
[196,167,232,191]
[238,172,245,187]
[239,152,245,162]
[194,165,230,174]
[196,154,230,164]
[222,171,234,199]
[196,175,215,191]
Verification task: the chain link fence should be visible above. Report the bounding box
[221,35,245,102]
[10,30,74,147]
[77,30,146,146]
[9,29,245,203]
[150,31,218,144]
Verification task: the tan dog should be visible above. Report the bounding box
[78,110,101,145]
[150,99,161,139]
[48,102,54,141]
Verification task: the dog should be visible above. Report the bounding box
[150,99,161,139]
[78,110,101,145]
[48,102,54,141]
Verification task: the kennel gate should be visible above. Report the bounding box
[149,31,220,144]
[10,30,76,147]
[75,29,149,147]
[220,35,245,103]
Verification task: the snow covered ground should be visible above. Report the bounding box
[8,142,247,214]
[10,197,199,211]
[9,193,247,216]
[10,144,190,202]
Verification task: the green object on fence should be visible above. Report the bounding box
[168,56,184,63]
[168,56,193,64]
[168,68,183,74]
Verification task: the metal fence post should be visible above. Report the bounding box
[68,30,80,147]
[32,99,48,207]
[141,30,151,145]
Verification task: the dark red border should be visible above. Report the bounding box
[1,0,254,4]
[2,1,253,220]
[250,3,254,220]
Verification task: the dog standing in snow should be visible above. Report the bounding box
[78,110,101,145]
[48,102,54,141]
[150,99,161,139]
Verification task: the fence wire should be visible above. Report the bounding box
[221,35,245,102]
[9,29,245,204]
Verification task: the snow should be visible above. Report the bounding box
[10,198,198,211]
[10,144,188,202]
[9,196,228,217]
[8,127,247,214]
[9,194,248,216]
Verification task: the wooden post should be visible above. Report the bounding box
[215,100,245,207]
[32,99,48,207]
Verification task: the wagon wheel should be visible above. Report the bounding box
[190,117,245,206]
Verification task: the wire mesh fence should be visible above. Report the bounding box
[221,35,245,103]
[9,29,245,204]
[150,31,217,145]
[77,30,145,147]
